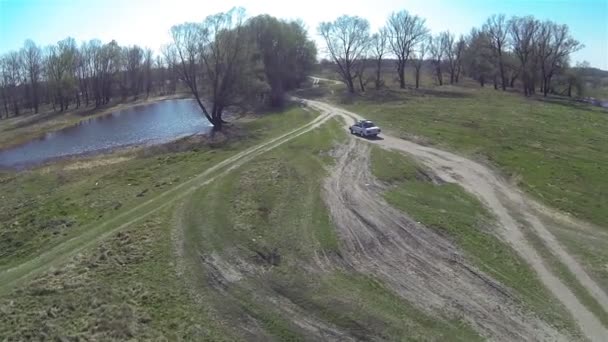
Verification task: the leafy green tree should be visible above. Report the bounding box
[319,15,370,93]
[248,15,316,107]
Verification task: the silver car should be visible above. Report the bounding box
[350,120,381,137]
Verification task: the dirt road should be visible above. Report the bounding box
[324,139,564,340]
[4,94,607,340]
[301,98,608,341]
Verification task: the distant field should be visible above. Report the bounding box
[179,119,484,340]
[1,116,486,340]
[0,106,317,270]
[338,84,608,229]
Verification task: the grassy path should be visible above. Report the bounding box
[0,109,332,295]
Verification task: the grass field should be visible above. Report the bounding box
[0,105,317,271]
[0,206,230,340]
[180,119,483,340]
[2,71,607,339]
[0,105,322,339]
[369,146,582,337]
[341,85,608,229]
[2,118,486,339]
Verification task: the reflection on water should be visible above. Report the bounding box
[0,99,213,168]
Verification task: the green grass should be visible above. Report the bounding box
[295,272,481,341]
[180,120,482,340]
[548,220,608,293]
[370,146,583,337]
[346,85,608,229]
[0,105,317,283]
[0,206,232,340]
[521,221,608,328]
[0,106,316,261]
[184,118,345,264]
[0,105,322,339]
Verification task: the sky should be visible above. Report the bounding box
[1,0,607,69]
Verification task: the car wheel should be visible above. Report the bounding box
[350,128,354,134]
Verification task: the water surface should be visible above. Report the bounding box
[0,99,213,168]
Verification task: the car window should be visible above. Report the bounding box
[363,122,375,128]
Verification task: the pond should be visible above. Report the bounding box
[0,99,213,169]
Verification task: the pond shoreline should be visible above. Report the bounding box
[0,93,193,150]
[0,98,217,169]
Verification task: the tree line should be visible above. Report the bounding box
[0,8,317,131]
[0,38,168,118]
[0,8,591,125]
[318,11,584,97]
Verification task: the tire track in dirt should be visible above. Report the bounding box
[0,109,333,295]
[301,98,608,341]
[323,138,564,341]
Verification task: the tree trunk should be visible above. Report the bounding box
[270,83,284,107]
[398,61,406,89]
[359,76,365,92]
[435,65,443,86]
[498,51,506,90]
[415,67,421,89]
[32,84,39,113]
[375,59,382,89]
[211,102,224,131]
[346,77,355,93]
[2,89,9,118]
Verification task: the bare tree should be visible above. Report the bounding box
[509,16,539,96]
[318,15,370,93]
[1,52,23,116]
[353,55,370,92]
[160,46,178,94]
[154,55,165,95]
[143,48,153,98]
[386,10,428,89]
[536,21,582,96]
[462,28,496,87]
[170,8,249,130]
[454,36,466,83]
[412,41,427,89]
[443,31,457,84]
[20,40,43,113]
[428,35,445,85]
[0,59,9,118]
[371,28,388,89]
[46,38,79,111]
[76,41,91,107]
[483,14,509,90]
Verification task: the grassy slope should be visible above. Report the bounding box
[0,106,320,339]
[0,206,231,340]
[182,119,481,340]
[0,93,189,148]
[346,86,608,229]
[0,106,316,270]
[521,222,608,328]
[370,146,582,337]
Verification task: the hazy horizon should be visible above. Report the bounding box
[1,0,607,69]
